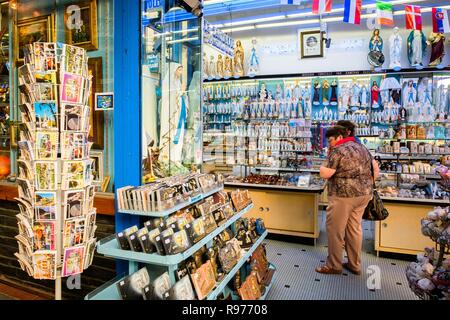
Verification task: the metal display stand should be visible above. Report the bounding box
[15,43,97,300]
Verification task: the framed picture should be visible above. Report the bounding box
[95,92,114,111]
[299,30,323,59]
[90,150,103,186]
[87,57,104,149]
[17,14,55,61]
[101,176,110,192]
[64,0,98,51]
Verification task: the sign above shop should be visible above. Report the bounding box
[203,19,235,57]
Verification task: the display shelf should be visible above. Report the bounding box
[118,184,224,217]
[379,137,449,141]
[205,230,268,300]
[380,196,449,205]
[259,263,277,300]
[237,149,313,153]
[225,181,325,192]
[376,154,444,160]
[233,136,312,140]
[97,204,254,266]
[86,230,269,301]
[247,166,320,173]
[380,171,442,179]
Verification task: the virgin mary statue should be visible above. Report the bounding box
[159,62,189,165]
[183,70,202,166]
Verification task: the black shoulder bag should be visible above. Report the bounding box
[363,157,389,221]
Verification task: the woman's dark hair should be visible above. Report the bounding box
[326,125,348,139]
[337,120,356,137]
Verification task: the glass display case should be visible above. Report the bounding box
[141,3,202,183]
[201,71,449,198]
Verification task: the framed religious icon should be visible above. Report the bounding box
[299,29,323,59]
[17,14,55,62]
[64,0,98,51]
[87,57,104,149]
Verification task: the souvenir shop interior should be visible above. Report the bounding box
[0,0,449,301]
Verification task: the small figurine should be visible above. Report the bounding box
[247,38,260,77]
[313,80,321,106]
[216,54,224,79]
[209,55,216,79]
[389,27,402,70]
[234,40,245,77]
[322,80,330,106]
[407,30,427,68]
[427,32,446,67]
[223,55,233,79]
[330,79,338,106]
[203,52,210,79]
[371,81,380,108]
[368,29,385,68]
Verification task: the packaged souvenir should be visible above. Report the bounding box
[153,272,172,300]
[169,275,196,300]
[202,212,218,234]
[190,260,217,300]
[238,272,262,300]
[116,267,151,300]
[188,218,206,244]
[162,229,191,255]
[218,238,241,273]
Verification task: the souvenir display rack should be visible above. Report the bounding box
[15,42,97,300]
[85,180,276,300]
[406,206,450,300]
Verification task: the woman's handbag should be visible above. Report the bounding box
[363,159,389,221]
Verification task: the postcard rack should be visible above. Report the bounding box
[15,42,98,300]
[85,182,276,300]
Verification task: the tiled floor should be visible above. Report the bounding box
[264,212,418,300]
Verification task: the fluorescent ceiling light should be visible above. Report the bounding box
[255,18,319,29]
[167,36,199,44]
[223,15,287,27]
[222,25,256,33]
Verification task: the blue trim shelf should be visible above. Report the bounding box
[97,204,254,266]
[85,230,270,300]
[118,184,224,217]
[206,230,268,300]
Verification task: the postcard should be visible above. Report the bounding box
[17,178,33,201]
[35,72,57,84]
[63,217,86,248]
[18,64,35,85]
[15,252,34,277]
[32,250,57,280]
[61,72,84,104]
[61,104,85,131]
[16,213,34,239]
[34,161,57,190]
[83,238,97,270]
[34,191,57,220]
[19,83,37,104]
[19,103,35,123]
[15,197,33,220]
[62,246,85,277]
[36,83,57,101]
[33,42,45,72]
[33,221,56,251]
[85,185,96,212]
[85,209,97,240]
[18,141,34,162]
[17,159,33,180]
[16,234,33,257]
[44,42,57,72]
[34,102,58,130]
[63,44,86,75]
[62,160,86,190]
[35,131,58,160]
[61,132,88,160]
[63,189,85,220]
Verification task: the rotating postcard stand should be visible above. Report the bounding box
[15,42,97,300]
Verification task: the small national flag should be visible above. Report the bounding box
[376,1,394,26]
[312,0,332,15]
[432,7,450,33]
[343,0,362,25]
[405,5,422,30]
[280,0,302,4]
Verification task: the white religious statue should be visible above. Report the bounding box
[183,71,202,165]
[407,30,427,68]
[159,62,189,165]
[209,55,216,79]
[360,84,369,108]
[350,81,361,110]
[389,27,402,70]
[203,53,210,80]
[303,84,312,118]
[247,38,260,77]
[402,80,417,108]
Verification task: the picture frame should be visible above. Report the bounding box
[64,0,98,51]
[87,57,104,149]
[17,14,55,62]
[95,92,114,111]
[299,29,323,59]
[90,150,104,186]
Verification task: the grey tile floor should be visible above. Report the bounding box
[264,212,418,300]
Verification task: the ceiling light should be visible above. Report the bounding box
[223,15,287,27]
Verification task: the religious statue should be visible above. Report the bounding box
[216,54,224,79]
[234,40,245,77]
[203,53,210,79]
[330,79,338,106]
[368,29,385,68]
[209,55,216,79]
[389,27,402,70]
[427,32,446,67]
[360,84,369,108]
[313,80,321,106]
[303,84,312,118]
[247,38,260,77]
[322,80,330,106]
[403,80,417,107]
[407,30,427,68]
[159,63,189,165]
[224,55,233,79]
[350,81,361,109]
[371,81,380,108]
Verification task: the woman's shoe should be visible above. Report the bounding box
[343,263,361,275]
[315,265,342,274]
